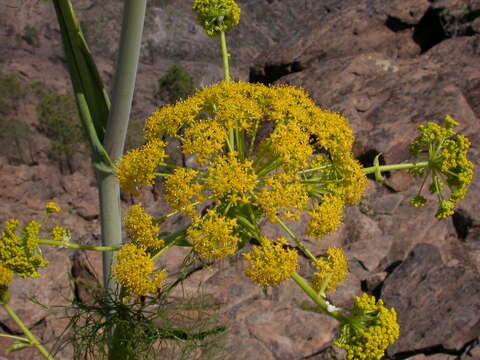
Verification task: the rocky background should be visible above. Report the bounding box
[0,0,480,359]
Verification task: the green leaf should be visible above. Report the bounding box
[52,0,113,173]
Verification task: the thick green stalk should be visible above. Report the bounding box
[220,31,230,81]
[2,302,53,360]
[98,0,147,292]
[290,273,349,324]
[362,161,428,175]
[39,239,120,252]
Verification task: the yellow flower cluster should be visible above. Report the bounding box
[118,80,366,285]
[243,238,298,287]
[307,196,344,240]
[192,0,241,37]
[145,98,203,140]
[182,121,227,164]
[408,115,474,219]
[112,244,165,296]
[125,204,164,251]
[116,139,167,196]
[306,111,354,157]
[335,293,400,360]
[0,219,48,279]
[206,153,257,205]
[256,174,309,222]
[270,122,313,171]
[164,168,204,216]
[0,263,13,288]
[45,202,61,214]
[311,247,348,293]
[213,89,262,130]
[51,226,71,243]
[188,210,239,260]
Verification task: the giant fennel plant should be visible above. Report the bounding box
[0,0,474,359]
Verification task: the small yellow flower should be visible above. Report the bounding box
[0,264,13,288]
[243,237,298,287]
[188,210,239,260]
[124,204,164,251]
[112,244,163,296]
[164,168,204,216]
[116,139,167,196]
[45,202,61,214]
[311,247,348,293]
[206,152,257,205]
[335,293,400,360]
[307,196,344,240]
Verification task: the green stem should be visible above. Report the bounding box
[152,234,183,260]
[290,272,349,324]
[275,216,317,263]
[236,129,244,160]
[220,31,230,81]
[236,216,261,238]
[228,128,235,153]
[247,119,260,159]
[362,161,428,175]
[257,158,282,177]
[252,140,272,168]
[154,172,172,178]
[0,333,30,342]
[154,196,214,224]
[98,0,147,294]
[2,302,53,360]
[158,162,179,170]
[244,214,348,324]
[39,239,120,252]
[299,165,330,175]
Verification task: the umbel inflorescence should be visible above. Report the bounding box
[0,203,69,297]
[116,80,365,288]
[114,80,394,357]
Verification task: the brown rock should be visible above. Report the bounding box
[240,300,337,359]
[363,271,388,292]
[383,0,431,24]
[342,207,392,271]
[382,243,480,354]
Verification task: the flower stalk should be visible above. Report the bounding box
[38,239,120,252]
[290,272,349,324]
[2,299,53,360]
[275,216,317,263]
[362,161,428,175]
[220,31,231,81]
